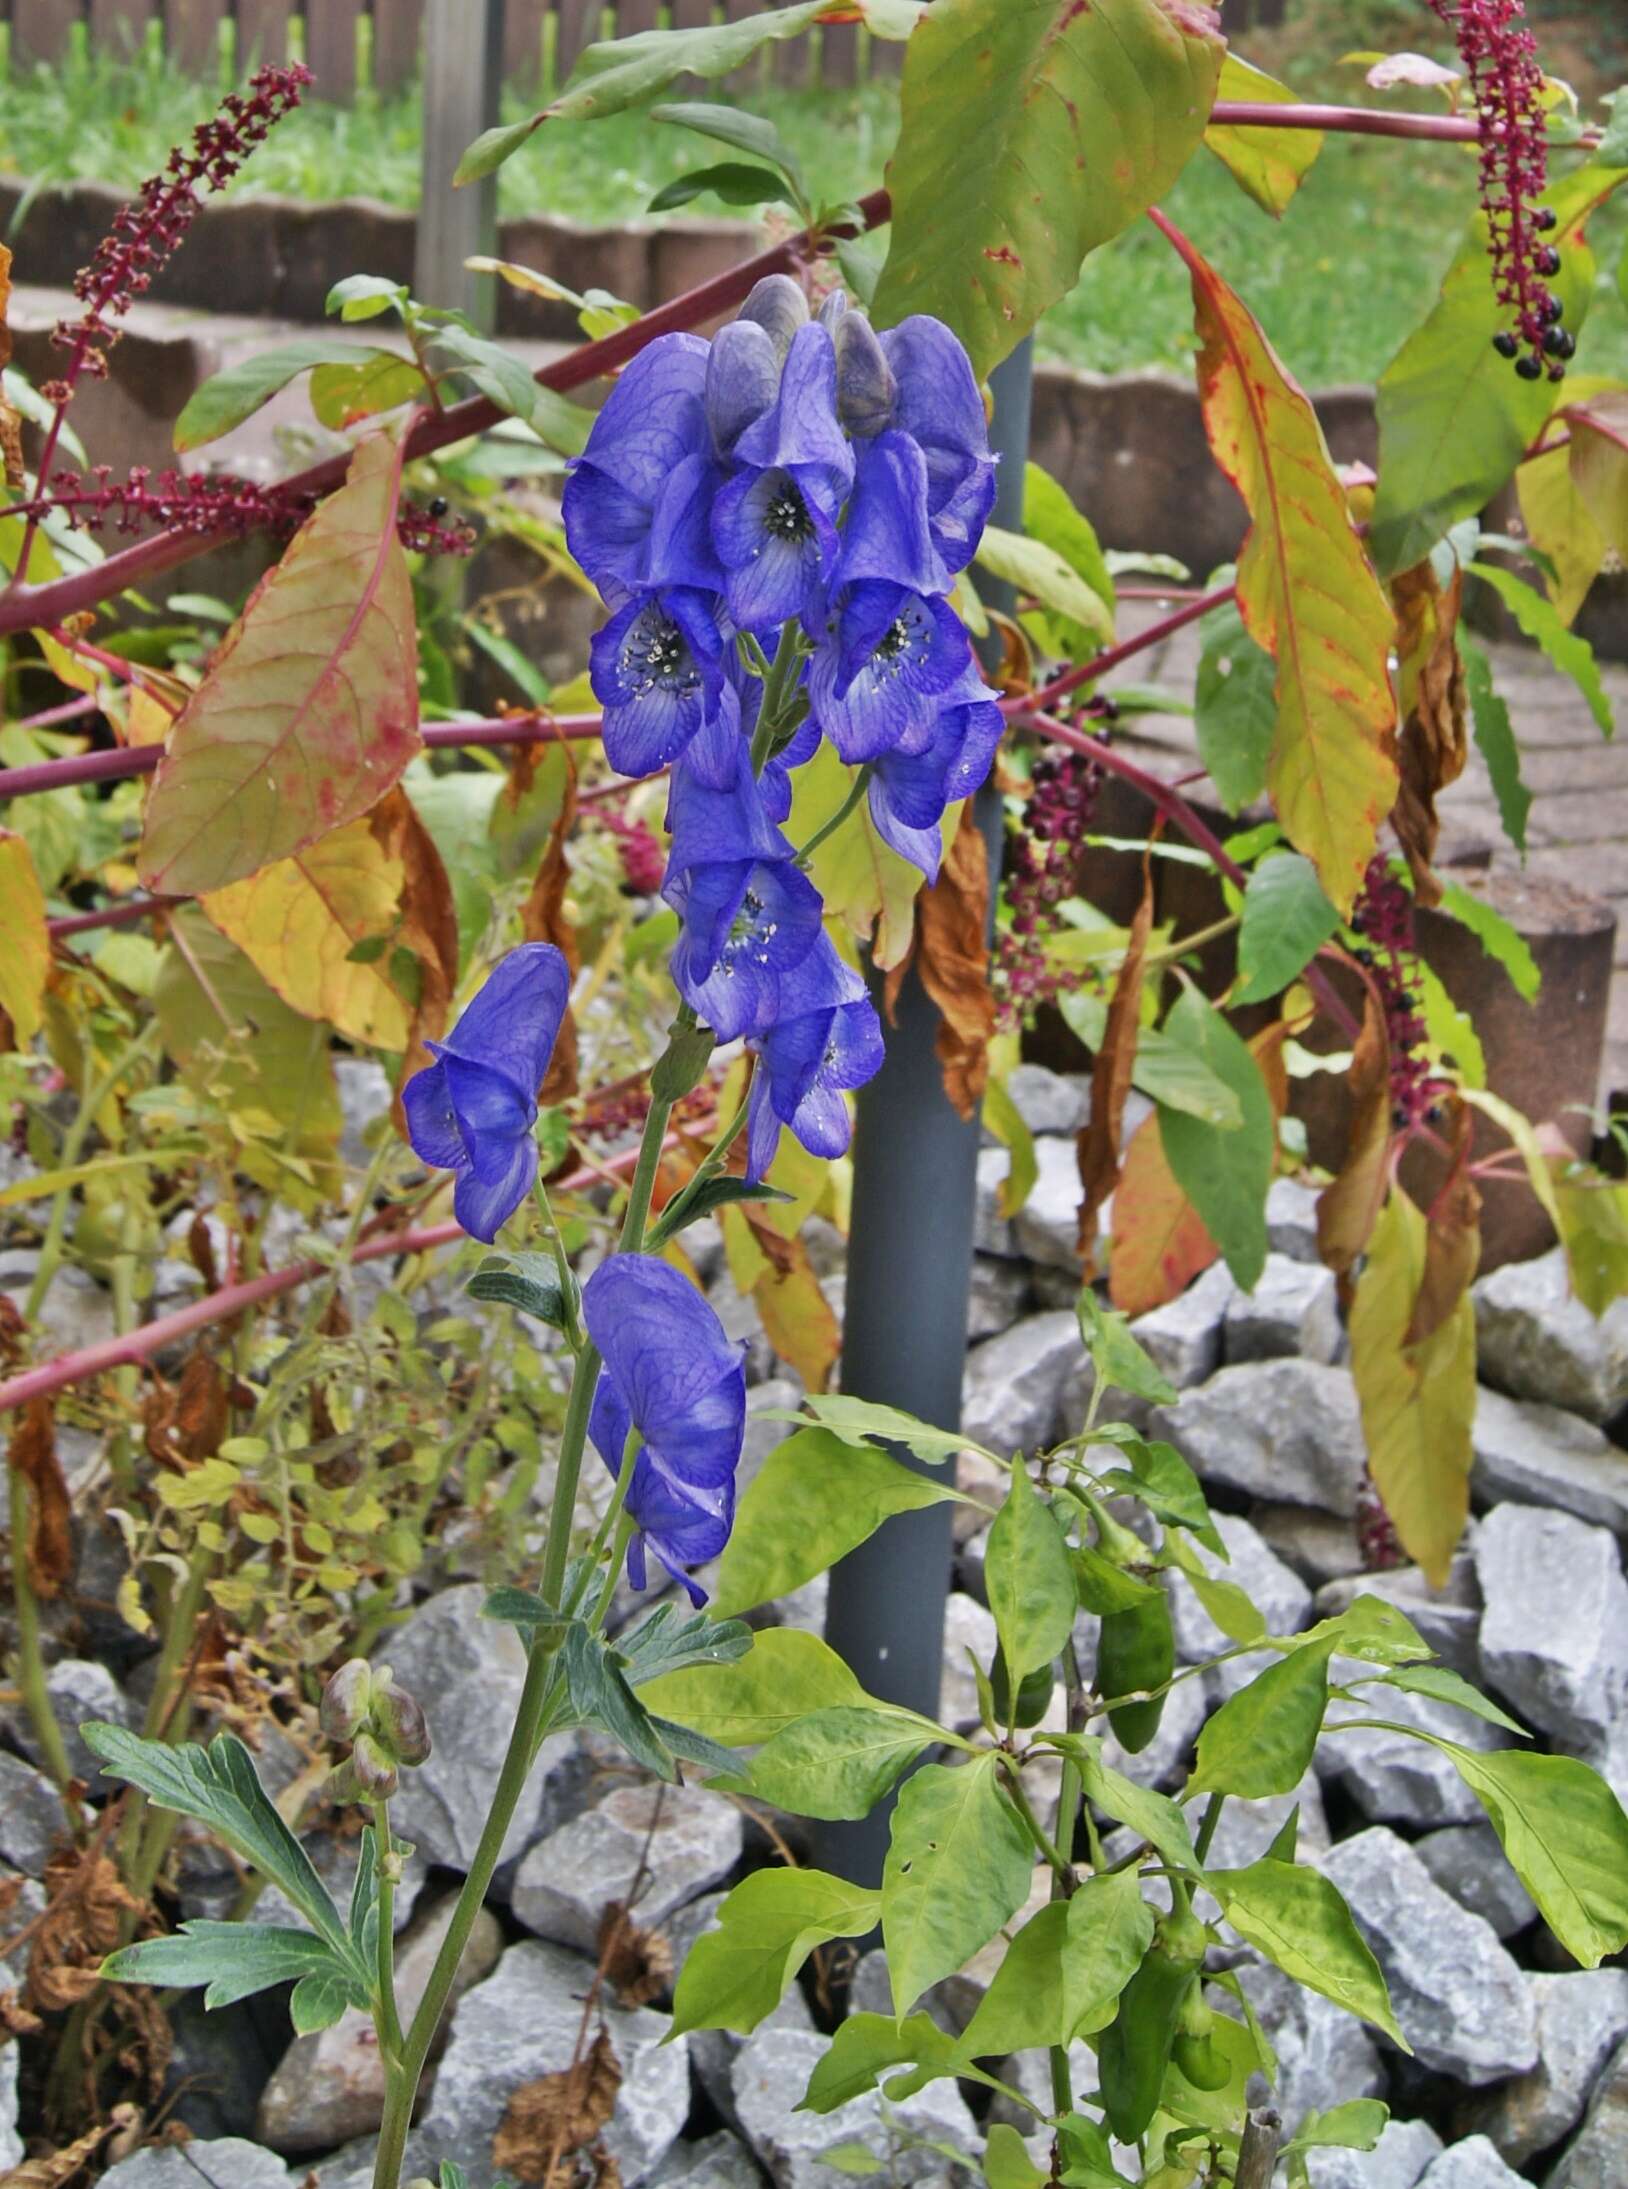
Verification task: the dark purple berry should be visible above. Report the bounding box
[1515,353,1544,380]
[1492,331,1520,359]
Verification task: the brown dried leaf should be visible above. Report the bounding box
[1076,863,1155,1267]
[492,2028,622,2188]
[382,787,461,1084]
[596,1903,673,2010]
[26,1848,144,2018]
[1108,1109,1219,1316]
[1408,1103,1483,1346]
[186,1212,220,1291]
[8,1397,74,1599]
[0,2103,139,2189]
[1389,561,1468,905]
[1315,984,1394,1288]
[145,1348,228,1471]
[913,819,997,1120]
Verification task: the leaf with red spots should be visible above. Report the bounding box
[138,431,421,896]
[872,0,1225,381]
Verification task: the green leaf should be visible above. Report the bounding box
[1077,1292,1178,1406]
[1438,875,1540,1001]
[648,162,794,214]
[640,1626,868,1746]
[1366,1664,1528,1736]
[770,1393,990,1466]
[290,1970,354,2034]
[309,351,428,432]
[1128,1029,1244,1128]
[651,100,807,195]
[1427,1742,1628,1966]
[614,1603,754,1687]
[976,524,1113,649]
[101,1921,356,2010]
[1297,1592,1432,1667]
[83,1727,352,1958]
[326,274,408,321]
[1234,853,1339,1006]
[1175,1559,1268,1648]
[1188,1639,1335,1798]
[1459,639,1532,856]
[430,325,592,456]
[1284,2098,1389,2157]
[670,1867,881,2037]
[715,1429,957,1616]
[871,0,1225,381]
[738,1706,935,1822]
[1208,1857,1408,2047]
[1417,956,1486,1089]
[466,1259,570,1329]
[882,1757,1034,2015]
[986,1463,1077,1686]
[1204,53,1323,216]
[562,1625,678,1783]
[173,339,394,453]
[1046,1735,1202,1876]
[1155,987,1274,1291]
[1193,594,1277,817]
[1471,562,1614,739]
[957,1872,1154,2059]
[481,1587,571,1648]
[983,1073,1039,1221]
[1021,463,1117,661]
[801,2013,961,2112]
[648,1175,795,1245]
[1072,1543,1161,1617]
[1094,1437,1222,1557]
[982,2125,1047,2189]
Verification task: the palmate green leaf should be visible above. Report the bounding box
[733,1706,935,1821]
[1187,1637,1335,1799]
[714,1428,958,1616]
[986,1462,1077,1685]
[871,0,1225,381]
[882,1756,1034,2015]
[670,1867,881,2037]
[1208,1857,1408,2048]
[1234,853,1339,1006]
[101,1920,359,2011]
[174,339,404,452]
[614,1602,754,1687]
[1204,53,1324,217]
[639,1626,868,1746]
[1154,987,1274,1291]
[563,1623,679,1783]
[1471,562,1614,739]
[957,1872,1154,2060]
[84,1727,352,1959]
[466,1259,570,1330]
[1194,593,1276,816]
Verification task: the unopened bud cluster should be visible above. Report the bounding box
[319,1659,431,1805]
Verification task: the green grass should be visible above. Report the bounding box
[4,11,1627,391]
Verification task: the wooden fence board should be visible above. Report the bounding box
[88,0,153,58]
[502,0,547,87]
[668,0,712,23]
[305,0,362,98]
[165,0,225,71]
[553,0,601,81]
[236,0,293,63]
[615,0,658,31]
[372,0,424,89]
[819,18,859,86]
[11,0,78,66]
[722,0,764,90]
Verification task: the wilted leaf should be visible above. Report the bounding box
[8,1396,73,1599]
[749,1227,841,1395]
[1389,561,1468,903]
[493,2027,622,2187]
[1077,865,1153,1266]
[912,818,995,1120]
[0,828,49,1050]
[139,432,421,895]
[1109,1109,1219,1317]
[144,1347,230,1470]
[1315,987,1392,1285]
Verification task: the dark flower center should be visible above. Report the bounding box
[868,608,928,683]
[764,484,813,544]
[625,611,699,697]
[723,886,780,970]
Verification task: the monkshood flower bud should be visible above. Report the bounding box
[349,1730,400,1802]
[734,272,809,357]
[744,933,884,1182]
[582,1255,747,1605]
[402,942,571,1243]
[371,1675,432,1767]
[319,1658,373,1743]
[832,312,897,440]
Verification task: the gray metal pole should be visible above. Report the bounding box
[415,0,502,329]
[816,339,1035,1889]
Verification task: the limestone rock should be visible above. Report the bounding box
[1470,1969,1628,2167]
[1415,2138,1526,2187]
[1266,1176,1323,1263]
[1302,2118,1442,2188]
[1006,1064,1090,1137]
[1095,1663,1208,1794]
[1224,1958,1385,2133]
[334,1056,391,1169]
[1168,1512,1312,1697]
[0,1750,68,1875]
[1319,1828,1537,2084]
[512,1780,743,1953]
[99,2141,291,2189]
[1127,1258,1237,1392]
[961,1311,1082,1458]
[975,1145,1022,1260]
[1224,1252,1341,1365]
[940,1592,999,1734]
[376,1584,559,1871]
[650,2132,766,2189]
[1472,1388,1628,1538]
[1474,1505,1628,1748]
[1148,1360,1368,1514]
[1319,1681,1511,1829]
[0,2044,19,2173]
[1416,1824,1537,1940]
[167,1993,280,2139]
[967,1255,1033,1341]
[1012,1136,1094,1272]
[257,1894,503,2153]
[5,1657,137,1783]
[1547,2030,1628,2188]
[415,1939,690,2188]
[1201,1774,1329,1870]
[1472,1247,1628,1422]
[731,2023,977,2189]
[1248,1501,1364,1588]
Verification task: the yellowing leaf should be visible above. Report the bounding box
[753,1230,841,1395]
[139,432,421,895]
[1567,388,1628,560]
[1348,1187,1476,1584]
[1172,225,1397,914]
[1108,1108,1218,1317]
[1204,54,1324,216]
[0,828,49,1048]
[789,739,927,972]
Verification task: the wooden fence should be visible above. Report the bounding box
[8,0,1285,99]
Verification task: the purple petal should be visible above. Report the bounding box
[451,1131,538,1243]
[837,432,947,596]
[402,1057,467,1172]
[733,323,853,495]
[438,943,571,1099]
[706,319,780,453]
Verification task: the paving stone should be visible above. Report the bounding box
[1319,1828,1538,2085]
[1415,2138,1527,2187]
[1006,1065,1091,1136]
[961,1310,1082,1457]
[415,1939,690,2188]
[1319,1678,1511,1828]
[1470,1969,1628,2167]
[1472,1247,1628,1422]
[3,1656,138,1783]
[1169,1511,1312,1696]
[258,1895,504,2153]
[1266,1176,1323,1263]
[1225,1957,1385,2133]
[650,2132,765,2189]
[1148,1360,1368,1514]
[512,1780,744,1952]
[967,1254,1034,1341]
[1012,1135,1097,1272]
[1247,1500,1365,1588]
[1302,2118,1443,2188]
[376,1583,560,1871]
[1547,2030,1628,2188]
[731,2023,977,2189]
[100,2141,291,2189]
[1416,1823,1538,1939]
[1314,1553,1485,1680]
[1474,1504,1628,1747]
[0,1749,69,1875]
[1224,1252,1342,1365]
[1471,1388,1628,1538]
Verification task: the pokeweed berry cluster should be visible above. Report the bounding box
[997,744,1103,1026]
[401,280,1003,1606]
[1349,855,1445,1133]
[1425,0,1572,381]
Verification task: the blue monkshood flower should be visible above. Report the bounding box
[703,274,809,453]
[806,579,974,764]
[583,1254,746,1604]
[662,715,824,1040]
[744,934,885,1182]
[561,335,717,601]
[867,661,1005,880]
[711,321,854,634]
[880,317,997,574]
[401,943,571,1244]
[835,430,948,598]
[589,585,729,778]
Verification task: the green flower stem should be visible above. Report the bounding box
[1193,1792,1226,1864]
[24,1020,162,1324]
[796,765,872,868]
[751,623,807,772]
[373,1803,405,2064]
[7,1467,72,1789]
[531,1176,582,1348]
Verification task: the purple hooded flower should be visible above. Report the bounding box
[561,335,719,601]
[880,317,997,575]
[807,581,973,763]
[589,586,728,778]
[745,934,885,1182]
[835,431,948,598]
[711,321,853,635]
[867,662,1005,881]
[402,943,571,1243]
[584,1255,746,1604]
